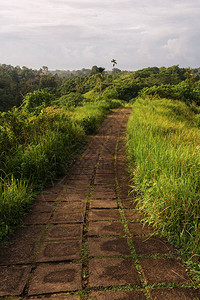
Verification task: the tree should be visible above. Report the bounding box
[111,59,117,68]
[91,66,105,95]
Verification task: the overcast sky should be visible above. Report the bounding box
[0,0,200,70]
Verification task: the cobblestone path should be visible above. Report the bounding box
[0,108,199,299]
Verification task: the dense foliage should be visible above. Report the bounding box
[2,63,200,112]
[0,76,123,241]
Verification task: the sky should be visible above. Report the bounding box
[0,0,200,71]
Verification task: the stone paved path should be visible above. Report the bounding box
[0,108,199,299]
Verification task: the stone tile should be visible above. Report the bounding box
[45,224,83,240]
[96,169,115,175]
[88,237,131,256]
[88,209,121,221]
[0,265,31,296]
[132,237,175,255]
[36,240,81,262]
[93,186,115,193]
[0,241,38,265]
[29,295,80,300]
[56,201,86,211]
[31,201,56,213]
[65,179,90,186]
[91,192,116,199]
[128,222,154,236]
[88,222,125,236]
[118,187,131,199]
[90,290,146,300]
[37,193,61,202]
[121,199,137,209]
[10,226,45,243]
[23,212,51,225]
[124,210,145,221]
[94,177,115,185]
[90,200,118,209]
[66,175,91,183]
[89,258,140,287]
[149,288,200,300]
[139,257,190,285]
[43,184,64,195]
[62,186,89,194]
[60,194,87,202]
[28,263,82,295]
[51,212,85,224]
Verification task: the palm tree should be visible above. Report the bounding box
[96,67,105,95]
[111,59,117,68]
[111,59,117,86]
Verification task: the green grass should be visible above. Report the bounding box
[127,96,200,280]
[0,176,34,241]
[0,99,123,242]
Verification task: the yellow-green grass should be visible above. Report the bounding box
[127,97,200,279]
[0,100,122,242]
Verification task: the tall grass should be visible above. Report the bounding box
[0,98,122,241]
[127,97,200,276]
[0,176,33,241]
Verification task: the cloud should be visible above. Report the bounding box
[0,0,200,69]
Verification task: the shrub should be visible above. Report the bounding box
[22,89,54,114]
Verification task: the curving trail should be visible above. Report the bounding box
[0,108,199,299]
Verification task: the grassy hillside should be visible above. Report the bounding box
[0,92,123,242]
[127,96,200,280]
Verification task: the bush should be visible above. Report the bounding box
[56,92,84,109]
[22,89,54,114]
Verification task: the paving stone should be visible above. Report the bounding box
[28,263,82,295]
[132,237,175,255]
[51,212,85,224]
[10,226,45,243]
[43,185,65,195]
[88,209,121,221]
[88,222,125,236]
[45,224,83,240]
[60,194,87,201]
[92,192,116,199]
[90,199,118,209]
[149,287,200,300]
[96,169,115,175]
[31,202,56,213]
[36,240,81,262]
[89,258,141,287]
[62,186,89,194]
[23,212,51,225]
[118,187,132,199]
[88,237,131,256]
[124,209,145,221]
[0,265,31,296]
[66,175,91,183]
[128,222,154,236]
[65,179,90,186]
[94,176,115,185]
[37,193,61,202]
[139,257,190,285]
[121,199,137,209]
[0,241,38,265]
[56,201,86,211]
[90,290,146,300]
[29,295,80,300]
[93,186,115,193]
